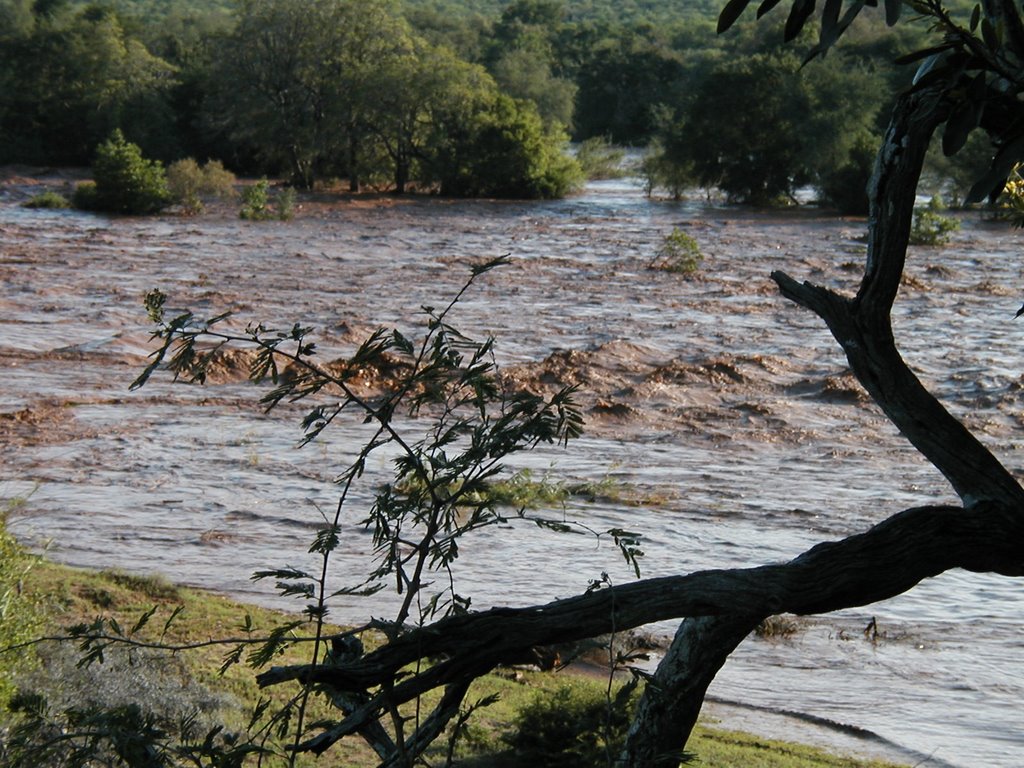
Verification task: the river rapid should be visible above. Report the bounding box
[2,169,1023,766]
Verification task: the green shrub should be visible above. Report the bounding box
[649,228,703,274]
[277,186,296,220]
[507,682,640,768]
[239,178,294,221]
[71,182,99,210]
[432,94,583,199]
[22,191,70,209]
[166,157,204,213]
[909,196,960,246]
[4,644,231,767]
[167,158,237,214]
[83,130,172,215]
[239,178,271,220]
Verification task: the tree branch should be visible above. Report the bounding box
[258,501,1024,738]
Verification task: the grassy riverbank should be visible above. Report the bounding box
[1,555,910,768]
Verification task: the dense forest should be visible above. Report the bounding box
[0,0,991,204]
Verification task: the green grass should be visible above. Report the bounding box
[9,559,908,768]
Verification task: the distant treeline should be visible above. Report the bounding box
[0,0,990,203]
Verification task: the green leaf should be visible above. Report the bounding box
[969,4,981,32]
[534,518,573,533]
[251,567,314,582]
[942,76,985,156]
[129,605,158,636]
[818,0,842,50]
[160,605,184,639]
[470,254,511,276]
[784,0,816,42]
[718,0,753,33]
[220,643,245,675]
[310,524,341,555]
[884,0,901,25]
[894,44,955,66]
[392,329,415,355]
[981,17,1000,49]
[803,0,868,63]
[143,289,166,324]
[756,0,784,19]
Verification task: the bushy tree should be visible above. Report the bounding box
[77,130,172,215]
[573,31,689,144]
[362,39,486,193]
[679,51,814,203]
[428,92,583,198]
[484,0,577,129]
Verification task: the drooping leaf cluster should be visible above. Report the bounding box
[715,0,1024,205]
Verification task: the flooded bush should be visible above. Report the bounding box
[649,228,703,274]
[755,614,803,639]
[909,196,960,246]
[167,158,237,214]
[71,181,99,210]
[239,178,293,221]
[576,137,627,180]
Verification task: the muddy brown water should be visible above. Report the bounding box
[2,172,1023,766]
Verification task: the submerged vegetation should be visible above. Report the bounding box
[909,197,961,247]
[649,228,704,275]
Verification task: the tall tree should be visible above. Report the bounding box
[0,2,175,164]
[361,39,491,193]
[206,0,411,189]
[485,0,577,129]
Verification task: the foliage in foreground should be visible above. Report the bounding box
[0,555,910,768]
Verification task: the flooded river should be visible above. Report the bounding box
[2,170,1023,766]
